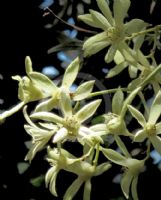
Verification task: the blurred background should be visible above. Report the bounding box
[0,0,161,199]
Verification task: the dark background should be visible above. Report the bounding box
[0,0,161,199]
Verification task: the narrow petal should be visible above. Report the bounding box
[73,80,95,101]
[90,124,107,132]
[62,57,79,89]
[105,45,117,63]
[121,170,133,199]
[78,14,100,28]
[35,96,58,112]
[150,136,161,155]
[25,56,33,75]
[112,88,124,115]
[134,129,147,142]
[156,122,161,135]
[63,177,84,200]
[60,90,72,117]
[96,0,114,25]
[106,62,128,78]
[113,0,131,27]
[131,176,139,200]
[83,179,91,200]
[128,105,146,127]
[76,99,102,123]
[94,162,111,176]
[90,9,111,30]
[148,91,161,124]
[30,111,64,124]
[53,127,68,143]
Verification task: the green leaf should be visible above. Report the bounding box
[76,99,102,123]
[148,91,161,124]
[83,179,91,200]
[29,72,57,97]
[30,112,64,124]
[105,45,117,63]
[90,9,111,30]
[96,0,114,25]
[131,176,139,200]
[121,170,133,199]
[63,177,84,200]
[113,0,130,27]
[150,136,161,155]
[62,57,79,88]
[60,91,72,117]
[106,62,127,78]
[25,56,33,75]
[112,89,124,115]
[30,175,44,188]
[78,14,100,28]
[73,80,95,101]
[17,162,29,174]
[83,32,110,57]
[128,105,146,127]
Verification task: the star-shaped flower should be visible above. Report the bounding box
[78,0,148,63]
[128,90,161,155]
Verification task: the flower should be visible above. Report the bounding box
[128,90,161,155]
[45,147,111,199]
[78,0,148,63]
[30,90,103,146]
[102,148,144,200]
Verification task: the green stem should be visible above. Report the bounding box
[93,144,100,167]
[0,101,25,122]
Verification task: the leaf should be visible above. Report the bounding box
[62,57,79,88]
[17,162,29,174]
[148,91,161,124]
[105,45,117,63]
[76,99,101,123]
[112,89,124,115]
[90,9,111,30]
[150,136,161,155]
[113,0,131,27]
[128,105,146,127]
[30,112,64,124]
[78,14,102,28]
[96,0,114,25]
[60,90,72,117]
[63,177,84,200]
[25,56,33,75]
[30,175,44,187]
[121,170,133,199]
[83,179,91,200]
[73,80,95,101]
[29,72,57,97]
[106,62,127,78]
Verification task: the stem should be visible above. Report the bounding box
[45,7,97,34]
[126,25,161,40]
[0,101,25,122]
[93,143,100,167]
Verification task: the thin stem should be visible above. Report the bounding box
[93,143,100,167]
[45,7,97,34]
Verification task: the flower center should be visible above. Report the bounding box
[145,123,156,136]
[64,116,80,136]
[106,27,124,43]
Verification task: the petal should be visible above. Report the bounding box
[136,50,150,67]
[94,162,111,176]
[83,32,110,57]
[83,179,91,200]
[128,105,146,127]
[134,129,147,142]
[78,14,100,28]
[30,111,64,124]
[90,9,111,30]
[96,0,114,25]
[29,72,57,97]
[156,122,161,135]
[121,170,133,199]
[35,96,58,112]
[131,176,139,200]
[128,65,138,79]
[73,80,95,101]
[63,177,84,200]
[105,45,117,63]
[106,62,128,78]
[60,90,72,117]
[150,136,161,155]
[62,57,79,89]
[113,0,131,27]
[112,88,124,115]
[53,127,68,143]
[25,56,33,75]
[148,91,161,124]
[75,99,102,123]
[90,124,107,132]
